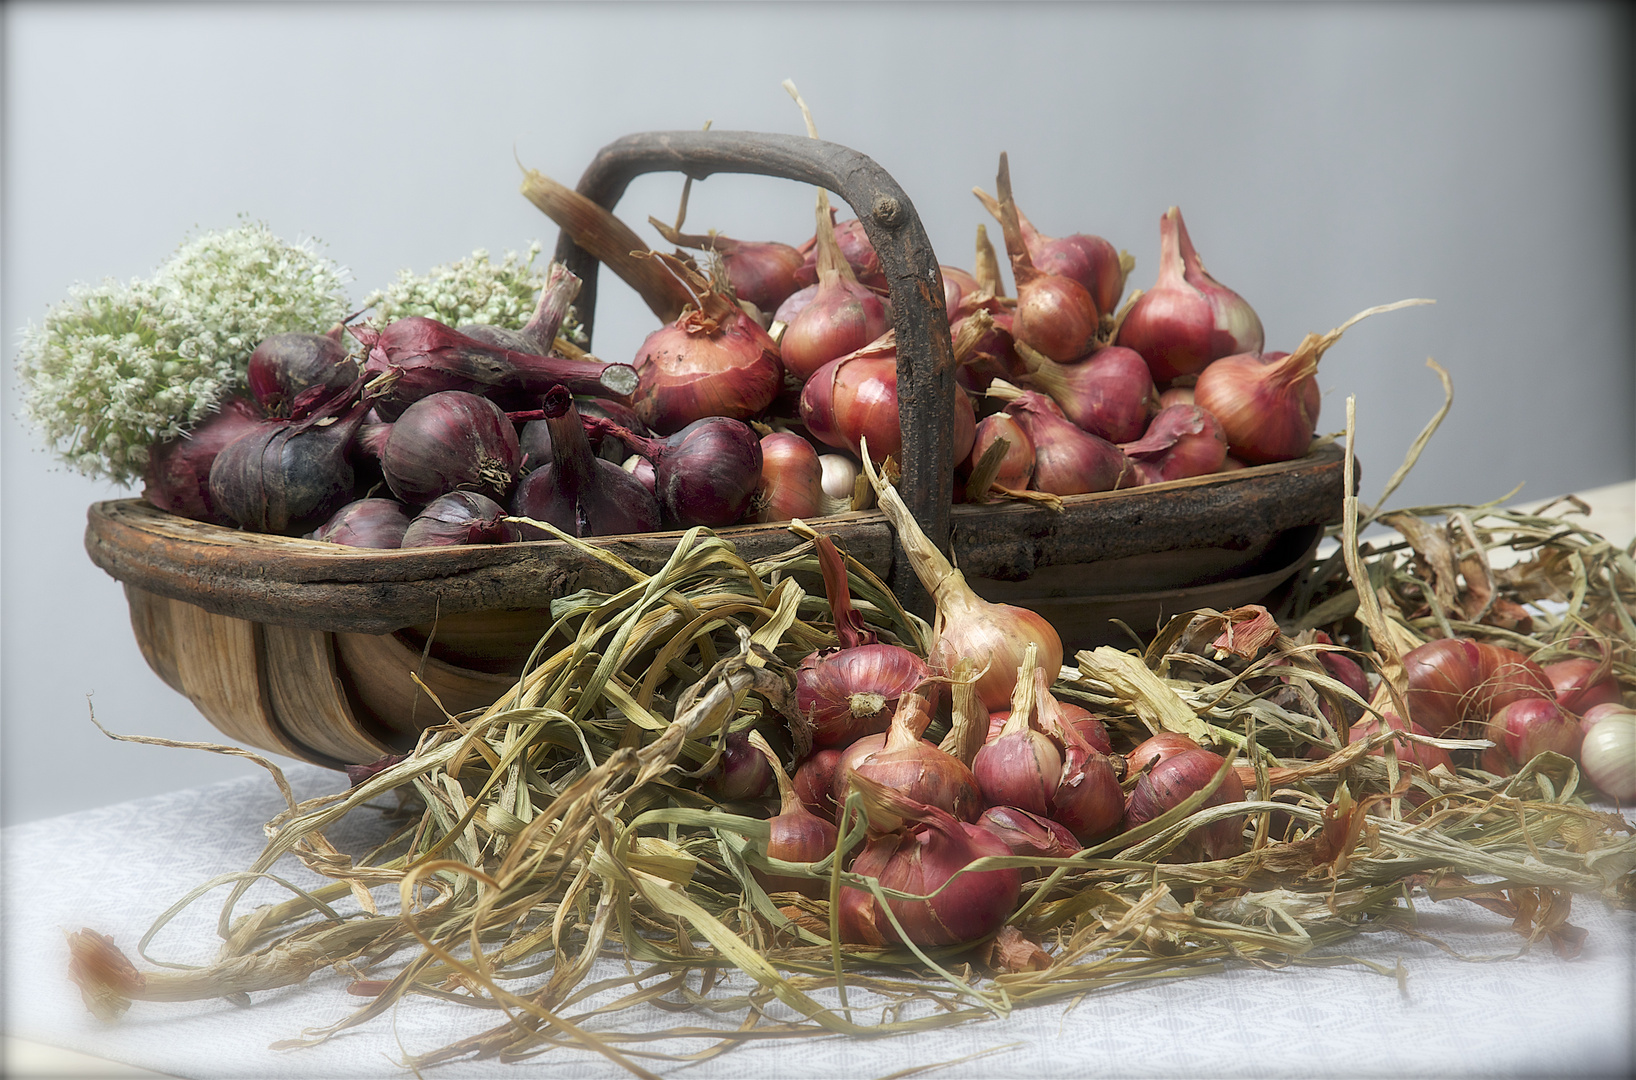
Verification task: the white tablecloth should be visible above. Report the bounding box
[4,765,1632,1079]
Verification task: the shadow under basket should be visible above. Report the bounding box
[87,445,1345,768]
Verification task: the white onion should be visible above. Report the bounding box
[1580,707,1636,801]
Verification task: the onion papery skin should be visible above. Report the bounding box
[1011,273,1100,364]
[1192,350,1320,465]
[1026,226,1125,321]
[208,395,371,535]
[630,306,783,435]
[380,390,521,506]
[969,414,1035,490]
[1019,345,1156,444]
[840,735,982,826]
[976,805,1082,862]
[952,302,1021,395]
[779,282,892,382]
[310,498,411,549]
[143,396,264,525]
[837,809,1020,947]
[930,596,1063,715]
[797,645,933,749]
[401,491,520,548]
[800,350,977,465]
[510,387,661,538]
[986,702,1109,753]
[1348,714,1453,773]
[1116,207,1263,383]
[248,330,357,418]
[749,431,826,523]
[1484,698,1584,775]
[1122,747,1247,862]
[1580,707,1636,800]
[1002,391,1127,495]
[1118,404,1228,486]
[772,283,820,327]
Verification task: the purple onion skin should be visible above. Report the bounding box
[247,330,357,417]
[702,731,774,801]
[521,396,649,469]
[380,391,521,506]
[143,397,263,525]
[650,417,764,528]
[401,491,520,547]
[208,396,371,535]
[510,386,661,538]
[310,498,411,548]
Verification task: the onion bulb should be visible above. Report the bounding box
[1579,705,1636,800]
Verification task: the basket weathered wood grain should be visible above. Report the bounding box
[83,129,1348,766]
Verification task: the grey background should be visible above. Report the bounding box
[3,2,1632,824]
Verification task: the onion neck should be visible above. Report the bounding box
[541,387,599,492]
[1012,341,1072,400]
[812,189,861,290]
[1155,207,1195,294]
[973,224,1006,298]
[1000,643,1041,737]
[519,262,581,354]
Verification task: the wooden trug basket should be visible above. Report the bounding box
[84,130,1347,768]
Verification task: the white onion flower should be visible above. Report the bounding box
[363,241,587,345]
[15,222,350,483]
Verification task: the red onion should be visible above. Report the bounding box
[779,192,892,382]
[772,283,819,327]
[837,774,1020,948]
[1484,698,1583,774]
[1194,299,1430,464]
[519,396,648,470]
[987,699,1109,753]
[795,212,886,291]
[1158,386,1195,409]
[648,220,804,314]
[1403,638,1555,736]
[510,386,660,537]
[748,431,828,523]
[1543,655,1621,713]
[596,415,763,528]
[988,381,1128,495]
[794,747,845,822]
[456,262,579,356]
[967,413,1035,492]
[973,170,1128,321]
[972,645,1063,816]
[797,536,933,747]
[310,497,411,548]
[1116,206,1264,383]
[247,326,357,418]
[379,390,521,506]
[745,732,839,896]
[356,316,636,408]
[142,396,263,525]
[1013,344,1156,444]
[1117,404,1228,486]
[863,452,1064,712]
[401,491,521,547]
[836,692,982,824]
[941,265,980,316]
[628,257,783,435]
[208,392,373,534]
[800,334,977,465]
[1348,713,1453,773]
[1123,747,1247,862]
[1127,732,1202,774]
[701,730,774,802]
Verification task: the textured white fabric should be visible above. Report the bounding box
[5,765,1632,1079]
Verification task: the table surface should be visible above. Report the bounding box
[6,482,1634,1080]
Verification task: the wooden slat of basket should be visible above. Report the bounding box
[262,625,400,763]
[124,585,183,694]
[332,631,519,739]
[136,590,318,762]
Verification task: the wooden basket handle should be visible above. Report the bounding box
[548,129,957,610]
